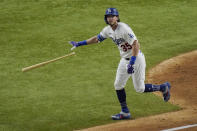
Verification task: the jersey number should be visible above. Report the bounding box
[120,43,132,52]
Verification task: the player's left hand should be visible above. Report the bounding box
[127,64,134,74]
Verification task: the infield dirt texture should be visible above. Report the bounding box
[0,0,197,131]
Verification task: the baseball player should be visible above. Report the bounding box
[69,8,171,120]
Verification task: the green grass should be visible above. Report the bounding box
[0,0,197,130]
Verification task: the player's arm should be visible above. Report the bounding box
[86,36,99,44]
[125,31,139,65]
[69,27,107,50]
[129,40,139,65]
[68,34,106,50]
[127,40,140,74]
[68,36,98,50]
[131,40,140,56]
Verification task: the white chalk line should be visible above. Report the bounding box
[161,124,197,131]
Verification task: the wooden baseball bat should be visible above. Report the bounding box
[22,52,75,72]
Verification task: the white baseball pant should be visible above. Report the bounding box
[114,51,146,93]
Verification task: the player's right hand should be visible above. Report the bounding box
[68,41,78,50]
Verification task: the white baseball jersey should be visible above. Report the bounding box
[97,22,146,93]
[97,22,137,58]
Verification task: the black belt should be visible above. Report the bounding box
[125,58,130,61]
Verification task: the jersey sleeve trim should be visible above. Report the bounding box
[97,34,106,42]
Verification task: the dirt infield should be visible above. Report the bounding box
[80,50,197,131]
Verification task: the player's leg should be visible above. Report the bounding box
[131,52,146,93]
[132,52,171,102]
[144,82,171,102]
[112,58,131,120]
[132,64,146,93]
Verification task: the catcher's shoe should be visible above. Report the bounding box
[162,82,171,102]
[111,111,131,120]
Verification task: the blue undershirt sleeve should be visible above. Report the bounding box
[97,34,106,42]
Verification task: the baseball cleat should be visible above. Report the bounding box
[162,82,171,102]
[111,111,131,120]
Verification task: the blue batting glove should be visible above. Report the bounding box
[127,56,136,74]
[127,64,134,74]
[69,41,78,50]
[69,41,78,47]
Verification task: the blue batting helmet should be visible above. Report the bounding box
[104,8,120,24]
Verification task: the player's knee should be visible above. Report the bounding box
[135,87,144,93]
[114,82,124,90]
[134,83,145,93]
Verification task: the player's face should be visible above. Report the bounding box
[107,15,118,26]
